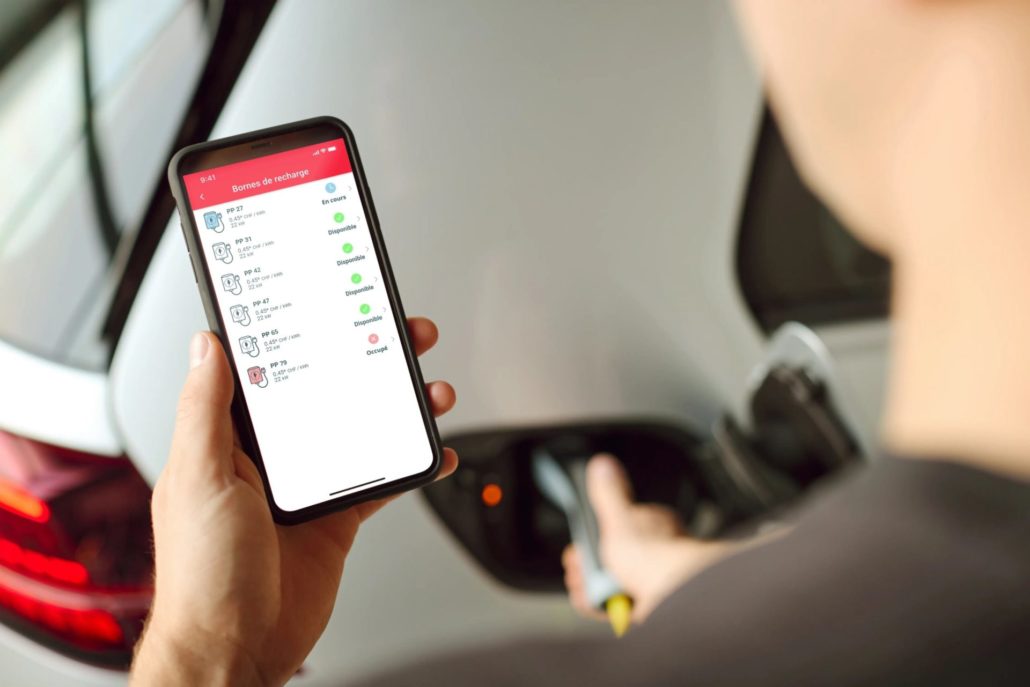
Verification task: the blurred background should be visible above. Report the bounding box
[0,1,891,684]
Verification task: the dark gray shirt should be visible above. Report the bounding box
[359,458,1030,686]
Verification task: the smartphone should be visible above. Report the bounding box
[168,116,442,524]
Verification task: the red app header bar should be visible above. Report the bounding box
[183,138,351,209]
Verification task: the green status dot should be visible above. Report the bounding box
[342,243,353,254]
[334,212,345,223]
[359,303,371,315]
[351,273,362,284]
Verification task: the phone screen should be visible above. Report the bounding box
[181,136,434,513]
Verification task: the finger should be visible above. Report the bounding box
[407,317,439,357]
[572,590,607,622]
[353,447,458,522]
[427,381,456,417]
[562,544,579,572]
[566,574,593,618]
[586,453,635,536]
[563,553,589,611]
[167,332,236,486]
[438,446,459,480]
[561,544,582,588]
[633,503,687,538]
[564,546,607,622]
[564,543,589,597]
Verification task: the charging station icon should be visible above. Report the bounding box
[230,304,251,326]
[203,211,224,233]
[220,273,242,296]
[247,366,268,388]
[239,335,260,357]
[212,243,233,264]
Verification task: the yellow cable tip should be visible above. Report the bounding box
[605,594,632,638]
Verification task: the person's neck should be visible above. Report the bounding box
[883,195,1030,482]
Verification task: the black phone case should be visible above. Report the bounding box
[167,116,443,525]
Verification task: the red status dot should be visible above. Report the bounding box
[368,334,379,344]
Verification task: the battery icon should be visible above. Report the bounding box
[327,146,337,152]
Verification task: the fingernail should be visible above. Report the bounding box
[589,454,616,479]
[189,332,210,369]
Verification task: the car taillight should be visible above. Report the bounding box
[0,430,153,667]
[0,537,89,585]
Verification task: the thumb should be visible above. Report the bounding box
[586,453,635,536]
[167,332,236,484]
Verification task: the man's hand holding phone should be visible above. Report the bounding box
[130,319,457,687]
[171,118,444,522]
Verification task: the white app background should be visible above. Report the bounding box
[193,171,433,511]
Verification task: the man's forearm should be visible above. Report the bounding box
[131,622,267,687]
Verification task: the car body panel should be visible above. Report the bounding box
[0,339,120,457]
[0,623,125,687]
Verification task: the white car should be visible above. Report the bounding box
[0,1,889,684]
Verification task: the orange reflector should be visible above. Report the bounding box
[481,483,503,507]
[0,478,49,523]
